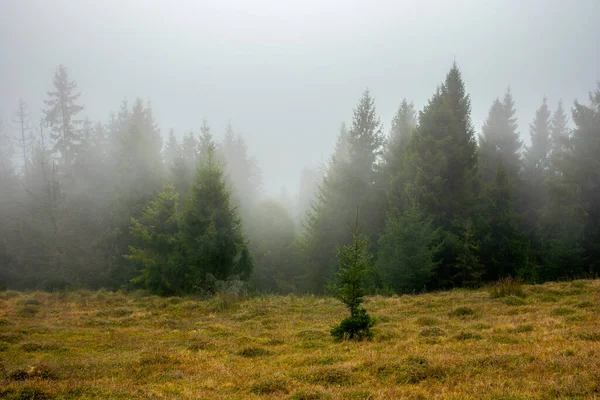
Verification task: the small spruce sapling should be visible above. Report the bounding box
[330,213,375,341]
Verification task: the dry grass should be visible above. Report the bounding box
[0,280,599,399]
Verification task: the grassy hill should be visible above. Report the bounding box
[1,280,599,399]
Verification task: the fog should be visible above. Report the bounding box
[1,0,600,294]
[2,0,598,195]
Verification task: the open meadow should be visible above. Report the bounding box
[1,280,599,399]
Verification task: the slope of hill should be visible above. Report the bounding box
[1,280,599,399]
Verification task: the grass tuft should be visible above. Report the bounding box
[138,353,178,365]
[250,375,289,394]
[502,296,526,306]
[454,331,482,341]
[512,325,534,333]
[0,332,22,343]
[449,306,475,317]
[0,387,53,400]
[288,389,331,400]
[551,307,576,316]
[20,342,64,352]
[420,327,445,337]
[396,356,447,384]
[237,346,271,357]
[577,332,600,341]
[17,305,39,317]
[490,278,526,298]
[305,366,353,386]
[415,316,439,326]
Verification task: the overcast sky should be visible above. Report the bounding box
[1,0,598,196]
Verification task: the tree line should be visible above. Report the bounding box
[0,64,598,295]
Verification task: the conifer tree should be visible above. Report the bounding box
[44,65,84,168]
[522,98,552,230]
[13,99,32,182]
[377,195,438,294]
[199,120,213,158]
[117,99,163,201]
[126,184,183,295]
[181,132,199,167]
[383,99,416,181]
[330,215,375,341]
[453,219,484,286]
[556,84,600,275]
[477,161,529,280]
[249,199,296,293]
[180,143,252,286]
[549,100,570,174]
[295,166,323,224]
[163,129,180,168]
[398,63,479,287]
[219,123,262,220]
[301,91,384,292]
[479,88,522,184]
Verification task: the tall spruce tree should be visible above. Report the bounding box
[549,100,570,175]
[13,99,32,182]
[300,90,384,293]
[522,98,552,234]
[398,63,479,287]
[477,161,529,280]
[163,129,180,169]
[479,88,522,184]
[249,199,296,293]
[377,197,439,294]
[44,65,84,168]
[126,184,183,295]
[180,143,252,285]
[383,99,416,182]
[219,123,262,221]
[563,84,600,274]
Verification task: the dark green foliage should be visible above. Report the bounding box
[565,85,600,275]
[2,62,599,295]
[539,85,600,279]
[126,184,183,295]
[521,98,552,231]
[330,219,375,341]
[392,63,479,288]
[453,219,484,287]
[331,307,375,341]
[477,161,529,281]
[383,99,416,183]
[180,143,252,286]
[377,202,438,293]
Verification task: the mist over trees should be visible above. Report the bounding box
[0,64,599,295]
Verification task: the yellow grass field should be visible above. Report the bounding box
[1,280,599,399]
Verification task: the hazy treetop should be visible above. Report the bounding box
[1,0,598,194]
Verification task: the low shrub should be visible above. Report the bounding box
[331,308,375,341]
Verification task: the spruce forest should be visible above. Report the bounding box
[1,63,599,295]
